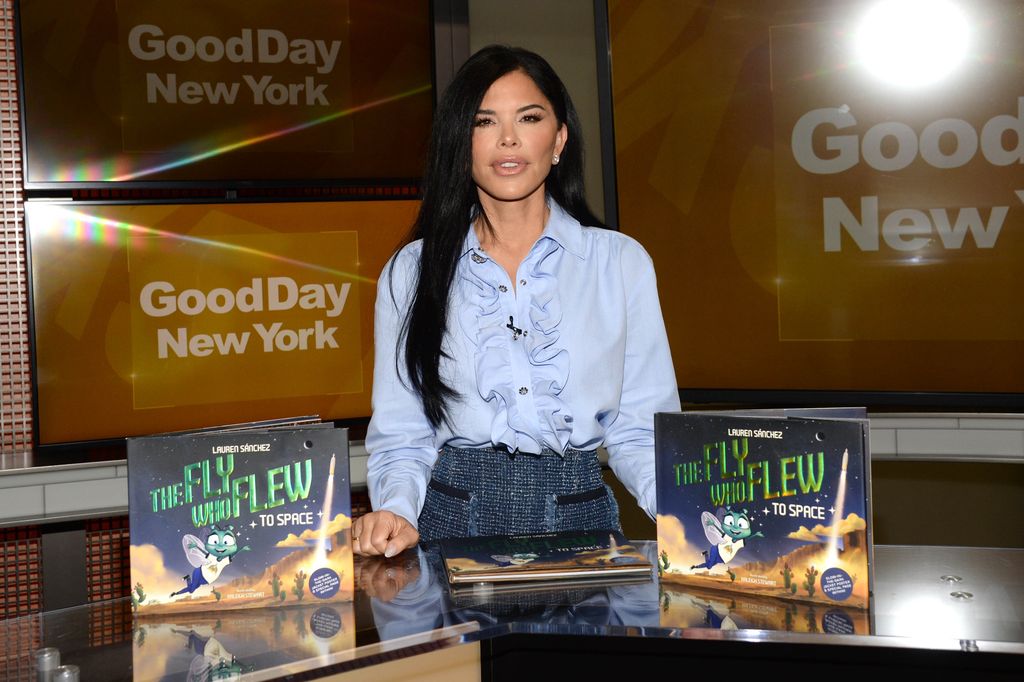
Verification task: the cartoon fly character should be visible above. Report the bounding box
[171,525,250,598]
[690,507,763,571]
[490,552,539,566]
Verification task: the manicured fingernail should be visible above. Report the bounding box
[384,544,397,558]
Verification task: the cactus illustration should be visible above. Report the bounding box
[292,570,308,600]
[268,572,282,598]
[726,568,736,582]
[213,587,222,602]
[804,565,819,597]
[780,563,793,589]
[658,550,670,577]
[130,582,147,612]
[791,583,798,594]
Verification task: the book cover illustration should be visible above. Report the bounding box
[656,412,871,610]
[438,529,652,585]
[129,425,353,615]
[131,602,355,681]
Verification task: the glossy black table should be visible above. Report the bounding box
[3,543,1021,680]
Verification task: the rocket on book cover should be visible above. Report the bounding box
[656,413,871,610]
[128,426,353,615]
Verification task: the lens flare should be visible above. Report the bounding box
[855,0,970,89]
[37,204,376,283]
[107,83,432,182]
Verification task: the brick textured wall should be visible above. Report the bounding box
[0,526,41,619]
[0,0,32,455]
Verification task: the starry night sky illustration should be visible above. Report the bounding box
[656,414,869,565]
[128,428,349,577]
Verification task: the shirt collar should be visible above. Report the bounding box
[543,201,586,260]
[459,200,587,261]
[460,223,484,259]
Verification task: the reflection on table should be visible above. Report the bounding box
[364,541,663,643]
[131,603,353,681]
[658,583,868,634]
[3,542,1021,681]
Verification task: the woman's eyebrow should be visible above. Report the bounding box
[475,103,549,115]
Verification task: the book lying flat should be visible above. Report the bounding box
[437,530,653,586]
[447,573,652,602]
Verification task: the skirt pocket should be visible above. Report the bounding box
[418,478,478,541]
[546,483,621,533]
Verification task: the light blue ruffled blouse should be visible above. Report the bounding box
[365,202,681,528]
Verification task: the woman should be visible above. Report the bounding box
[353,45,679,557]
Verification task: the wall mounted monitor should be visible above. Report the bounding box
[26,198,418,446]
[609,0,1024,408]
[15,0,433,188]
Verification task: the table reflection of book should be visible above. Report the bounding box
[170,628,255,682]
[658,583,870,635]
[362,542,662,642]
[131,604,355,682]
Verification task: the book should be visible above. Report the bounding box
[447,571,653,603]
[128,419,354,615]
[655,409,872,610]
[437,529,653,586]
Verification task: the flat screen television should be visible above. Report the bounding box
[26,198,418,446]
[608,0,1024,409]
[14,0,434,189]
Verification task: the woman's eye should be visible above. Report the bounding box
[473,118,493,127]
[521,114,542,123]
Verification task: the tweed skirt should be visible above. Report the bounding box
[417,444,621,541]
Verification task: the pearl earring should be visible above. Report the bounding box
[552,153,560,165]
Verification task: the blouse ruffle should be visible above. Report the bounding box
[457,236,572,455]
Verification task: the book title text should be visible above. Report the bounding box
[672,437,825,506]
[148,454,313,528]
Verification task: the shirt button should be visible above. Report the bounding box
[519,386,529,395]
[498,285,508,293]
[519,279,527,287]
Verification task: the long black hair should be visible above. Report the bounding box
[396,44,604,428]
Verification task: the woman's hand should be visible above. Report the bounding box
[351,510,419,557]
